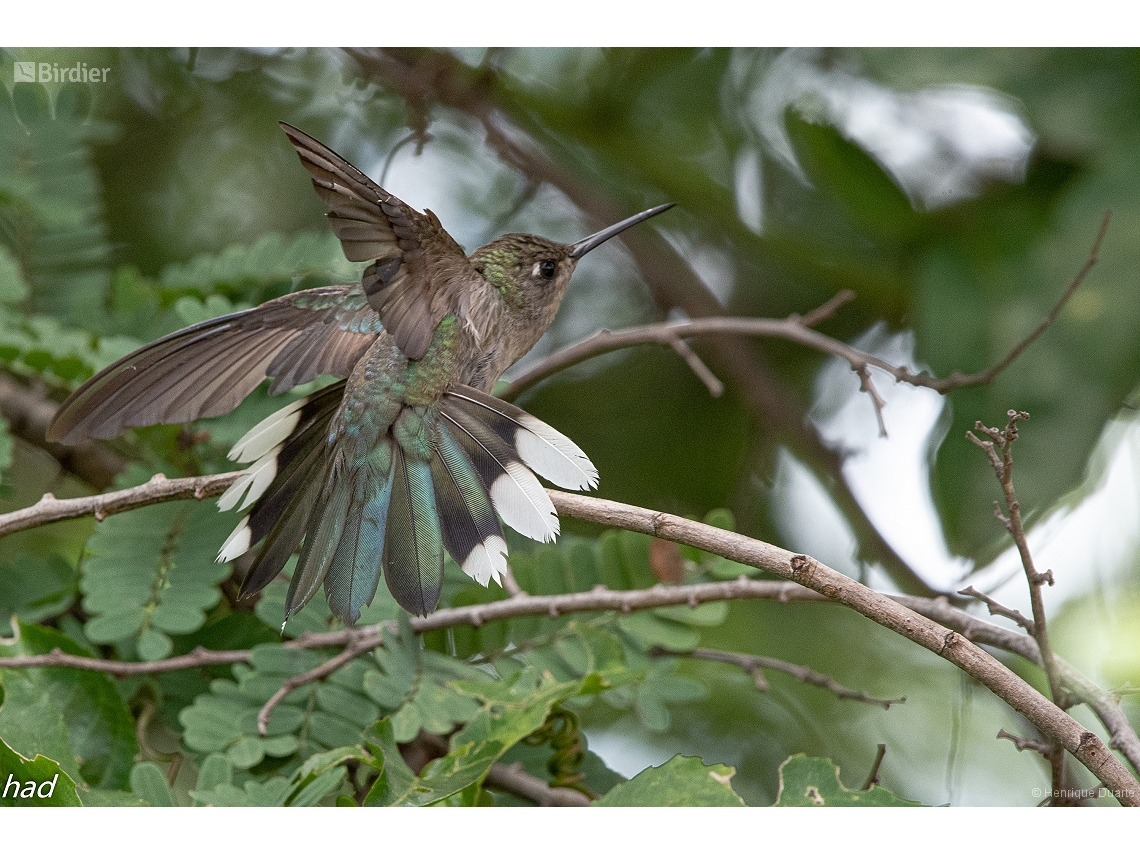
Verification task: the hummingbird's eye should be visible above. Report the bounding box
[538,259,557,280]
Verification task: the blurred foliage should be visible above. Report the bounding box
[2,47,1140,806]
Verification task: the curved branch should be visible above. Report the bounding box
[546,490,1140,804]
[2,473,1137,801]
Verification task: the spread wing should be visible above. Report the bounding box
[280,122,471,361]
[46,286,381,444]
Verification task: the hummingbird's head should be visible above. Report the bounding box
[471,202,675,346]
[472,234,579,325]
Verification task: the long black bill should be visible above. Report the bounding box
[568,202,675,259]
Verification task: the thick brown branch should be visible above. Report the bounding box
[546,491,1140,803]
[2,472,1137,801]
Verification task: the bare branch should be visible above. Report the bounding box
[655,646,905,709]
[862,744,888,790]
[1,471,1137,801]
[663,330,724,397]
[998,728,1053,757]
[796,289,857,327]
[969,411,1068,796]
[499,213,1109,413]
[948,212,1111,388]
[499,562,526,598]
[0,471,239,538]
[257,637,373,736]
[545,490,1140,803]
[854,363,889,438]
[0,644,252,674]
[484,762,591,807]
[959,585,1035,633]
[896,594,1140,777]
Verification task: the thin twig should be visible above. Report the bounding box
[653,646,905,709]
[660,331,723,397]
[796,289,857,327]
[896,593,1140,777]
[0,644,253,674]
[406,731,590,806]
[257,637,373,736]
[954,212,1111,387]
[998,728,1053,757]
[854,364,889,438]
[959,585,1035,633]
[862,744,888,790]
[967,410,1068,801]
[499,562,526,598]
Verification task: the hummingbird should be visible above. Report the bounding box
[47,122,673,623]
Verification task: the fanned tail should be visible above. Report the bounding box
[218,383,597,622]
[216,381,345,595]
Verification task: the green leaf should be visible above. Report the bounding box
[772,755,922,806]
[361,719,418,807]
[180,642,380,768]
[0,622,138,789]
[190,777,293,807]
[129,761,176,806]
[0,736,82,806]
[159,231,361,294]
[595,755,745,806]
[288,767,347,806]
[363,669,607,807]
[361,617,486,742]
[0,554,77,626]
[617,611,700,652]
[0,245,28,305]
[137,628,173,661]
[80,465,232,659]
[193,753,233,797]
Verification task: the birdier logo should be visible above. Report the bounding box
[13,61,109,84]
